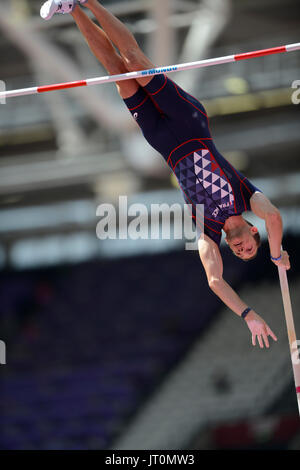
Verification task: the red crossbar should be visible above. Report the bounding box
[38,80,87,93]
[235,46,286,61]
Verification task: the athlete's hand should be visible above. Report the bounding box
[271,250,291,270]
[245,311,278,349]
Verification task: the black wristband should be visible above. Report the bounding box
[241,307,252,319]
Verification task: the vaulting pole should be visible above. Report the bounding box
[277,261,300,415]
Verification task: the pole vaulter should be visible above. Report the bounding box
[3,0,299,413]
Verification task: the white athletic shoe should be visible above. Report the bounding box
[40,0,88,21]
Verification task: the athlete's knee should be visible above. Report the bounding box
[105,53,128,76]
[121,48,153,72]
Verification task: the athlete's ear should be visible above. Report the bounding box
[250,226,258,234]
[224,238,229,245]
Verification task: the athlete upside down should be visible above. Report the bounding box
[40,0,291,349]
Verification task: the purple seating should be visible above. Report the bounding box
[0,249,227,450]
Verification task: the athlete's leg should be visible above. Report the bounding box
[79,1,209,130]
[71,6,162,141]
[71,6,139,99]
[82,0,155,87]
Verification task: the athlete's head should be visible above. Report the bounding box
[225,220,261,261]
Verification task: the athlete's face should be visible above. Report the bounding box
[227,226,259,260]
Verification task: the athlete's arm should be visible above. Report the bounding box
[199,234,251,315]
[250,192,290,270]
[198,234,277,348]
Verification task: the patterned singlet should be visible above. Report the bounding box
[124,74,262,245]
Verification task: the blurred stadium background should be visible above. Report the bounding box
[0,0,300,450]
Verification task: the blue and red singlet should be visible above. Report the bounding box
[124,74,262,245]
